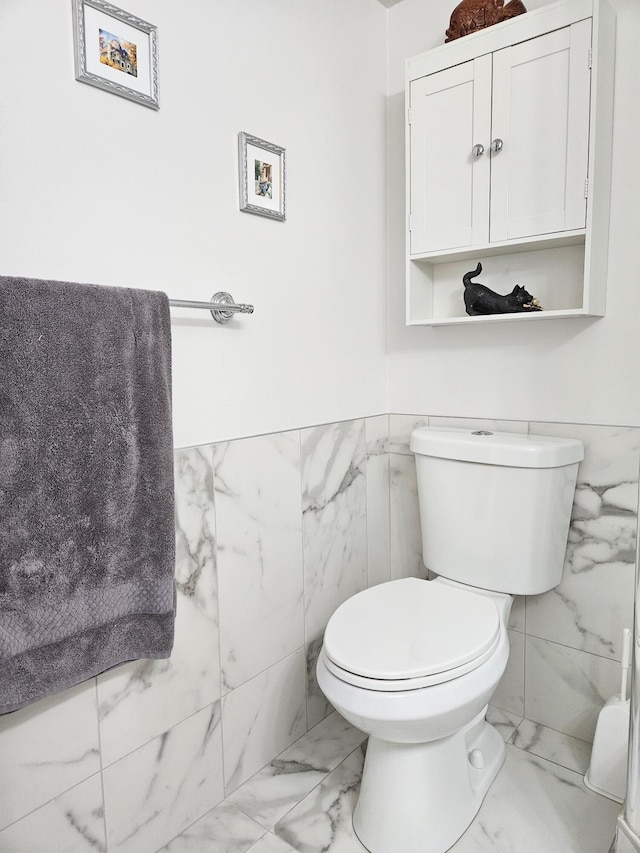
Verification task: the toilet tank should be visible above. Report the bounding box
[409,428,584,595]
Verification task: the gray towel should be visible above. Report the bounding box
[0,276,176,713]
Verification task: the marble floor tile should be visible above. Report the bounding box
[227,711,366,830]
[272,738,618,853]
[158,800,264,853]
[0,773,106,853]
[486,704,523,743]
[448,745,619,852]
[512,718,592,775]
[247,833,299,852]
[274,746,366,853]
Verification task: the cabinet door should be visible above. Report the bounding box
[489,20,592,242]
[409,55,492,254]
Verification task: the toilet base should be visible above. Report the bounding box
[352,709,505,853]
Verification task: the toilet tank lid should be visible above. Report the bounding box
[410,428,584,468]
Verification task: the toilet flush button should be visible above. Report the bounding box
[468,749,485,769]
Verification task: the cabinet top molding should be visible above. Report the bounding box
[407,0,593,81]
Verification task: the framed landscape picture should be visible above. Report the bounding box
[72,0,159,109]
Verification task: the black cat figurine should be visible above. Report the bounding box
[463,263,542,316]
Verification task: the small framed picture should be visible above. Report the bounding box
[238,132,286,221]
[72,0,159,110]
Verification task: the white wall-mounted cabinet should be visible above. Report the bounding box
[405,0,615,326]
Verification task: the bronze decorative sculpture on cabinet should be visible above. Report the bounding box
[445,0,527,43]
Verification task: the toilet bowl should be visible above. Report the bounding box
[316,427,584,853]
[317,576,511,853]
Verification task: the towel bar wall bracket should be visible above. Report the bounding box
[168,291,254,324]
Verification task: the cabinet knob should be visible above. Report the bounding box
[491,138,504,154]
[472,143,485,158]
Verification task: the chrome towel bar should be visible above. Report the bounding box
[169,291,254,324]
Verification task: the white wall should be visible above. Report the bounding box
[387,0,640,429]
[0,0,388,448]
[7,0,637,445]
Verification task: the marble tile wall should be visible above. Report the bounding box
[0,416,392,852]
[0,412,635,851]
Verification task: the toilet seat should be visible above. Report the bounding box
[322,578,501,692]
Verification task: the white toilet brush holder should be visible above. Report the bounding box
[584,628,632,803]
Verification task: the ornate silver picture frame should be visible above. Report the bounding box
[72,0,159,110]
[238,132,286,221]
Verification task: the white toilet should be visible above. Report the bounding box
[316,427,583,853]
